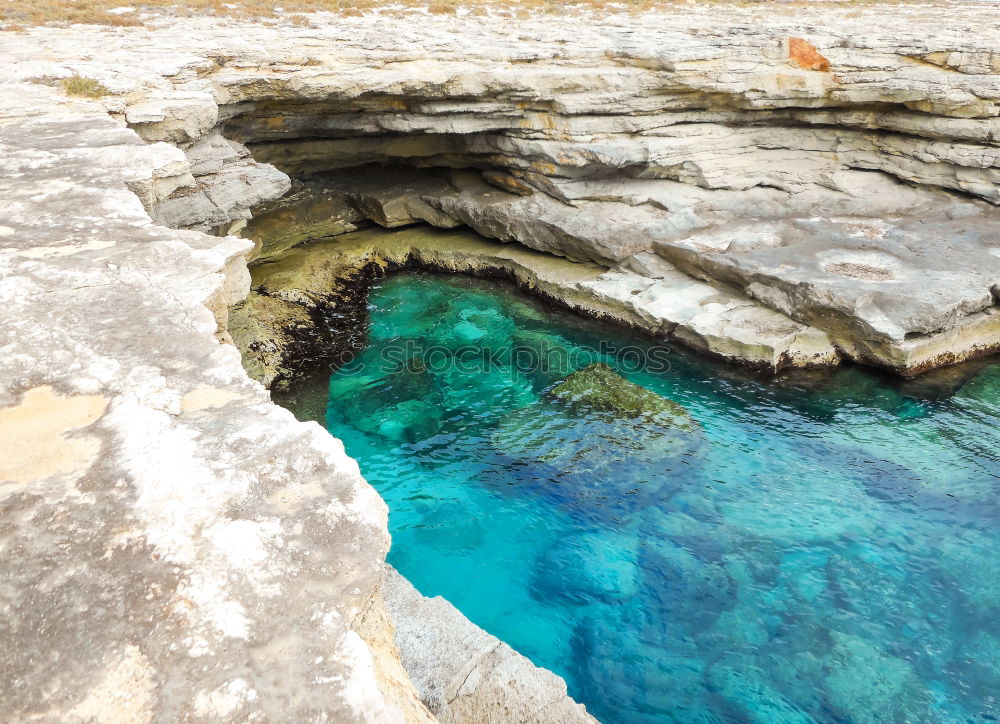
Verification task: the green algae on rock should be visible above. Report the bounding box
[548,362,695,429]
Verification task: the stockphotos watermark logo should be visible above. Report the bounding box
[336,339,673,375]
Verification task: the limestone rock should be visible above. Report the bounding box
[185,132,248,177]
[125,91,219,144]
[5,8,999,375]
[242,178,366,261]
[656,217,1000,374]
[345,166,460,229]
[153,157,290,232]
[382,566,596,723]
[0,82,398,722]
[352,587,439,724]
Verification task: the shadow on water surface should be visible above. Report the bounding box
[273,270,1000,724]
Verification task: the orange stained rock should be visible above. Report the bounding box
[788,37,831,72]
[0,386,108,486]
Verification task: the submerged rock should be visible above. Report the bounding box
[639,536,735,632]
[510,328,585,385]
[436,365,537,413]
[534,530,641,605]
[948,632,1000,718]
[568,604,716,724]
[429,296,517,352]
[824,631,931,722]
[359,398,443,443]
[409,501,487,553]
[490,404,703,520]
[548,363,696,430]
[707,665,812,724]
[330,362,436,412]
[329,364,445,443]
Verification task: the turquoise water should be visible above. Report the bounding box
[296,270,1000,723]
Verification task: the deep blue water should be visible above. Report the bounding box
[287,270,1000,723]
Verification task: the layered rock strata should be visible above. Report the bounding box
[382,567,593,724]
[6,6,999,374]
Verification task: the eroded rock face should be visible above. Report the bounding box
[0,72,403,724]
[228,224,838,391]
[382,567,596,723]
[4,7,999,374]
[655,216,1000,374]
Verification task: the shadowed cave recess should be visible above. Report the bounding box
[215,80,1000,390]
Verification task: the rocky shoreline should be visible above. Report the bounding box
[2,5,1000,721]
[231,221,838,393]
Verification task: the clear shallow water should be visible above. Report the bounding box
[284,270,1000,723]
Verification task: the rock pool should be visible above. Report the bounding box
[277,270,1000,723]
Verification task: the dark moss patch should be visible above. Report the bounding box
[548,363,695,429]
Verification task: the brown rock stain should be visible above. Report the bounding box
[0,386,108,487]
[788,37,831,72]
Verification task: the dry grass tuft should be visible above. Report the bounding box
[61,74,110,98]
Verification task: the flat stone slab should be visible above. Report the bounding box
[382,567,596,724]
[0,83,396,722]
[656,217,1000,373]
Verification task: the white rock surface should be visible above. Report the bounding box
[5,6,993,373]
[0,80,402,723]
[656,216,1000,374]
[5,7,999,374]
[382,567,595,724]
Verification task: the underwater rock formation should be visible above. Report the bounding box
[535,531,642,605]
[548,363,695,428]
